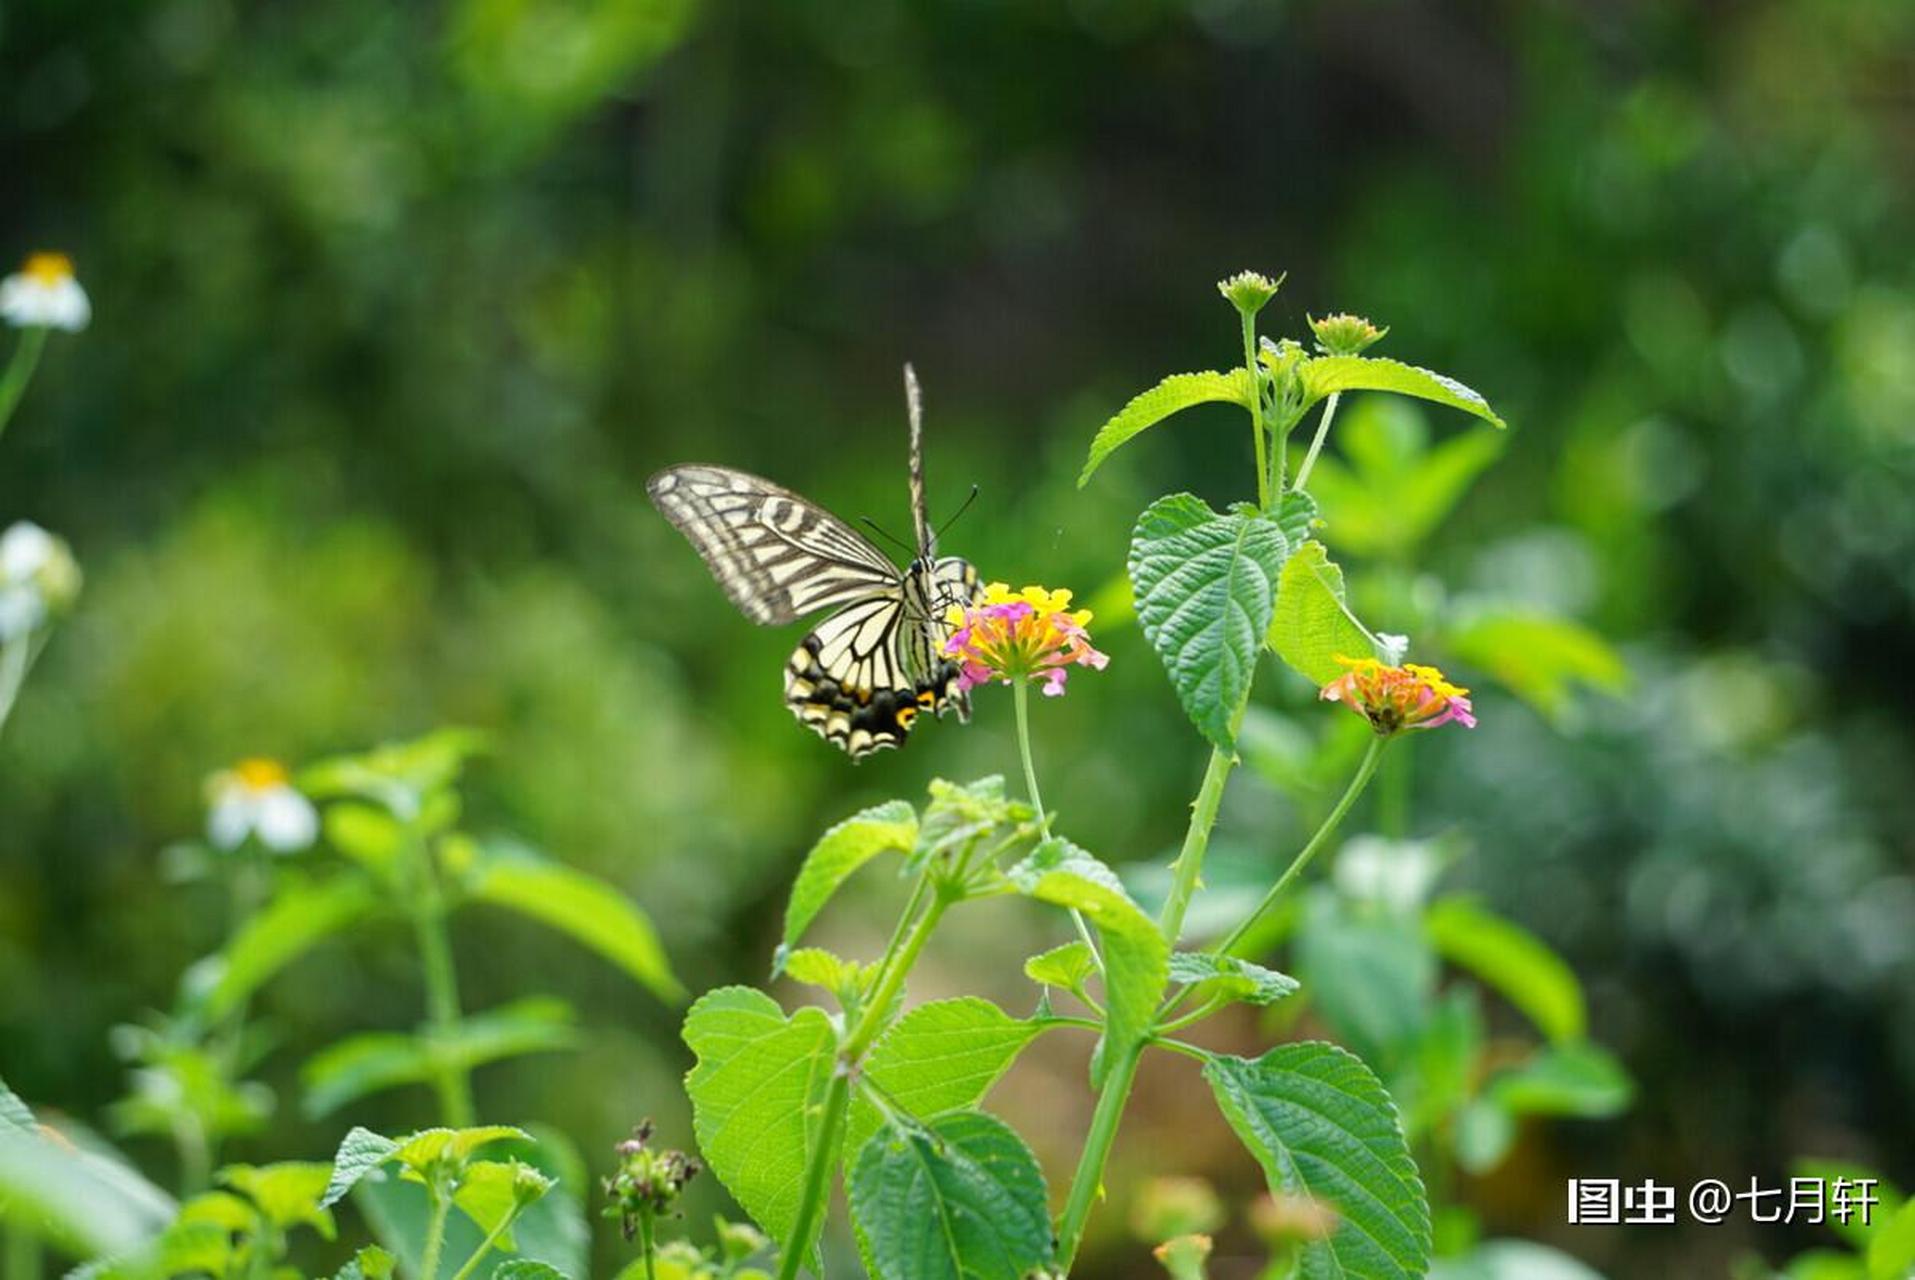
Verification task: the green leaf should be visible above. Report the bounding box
[335,1245,398,1280]
[323,803,407,879]
[1445,612,1629,720]
[1079,369,1253,486]
[493,1263,568,1280]
[454,1160,552,1248]
[0,1075,34,1132]
[466,844,682,1001]
[845,998,1044,1168]
[1129,494,1288,747]
[322,1128,400,1208]
[299,728,488,813]
[1275,490,1322,548]
[1428,1241,1605,1280]
[849,1110,1053,1280]
[1203,1042,1430,1280]
[1296,892,1436,1066]
[1452,1098,1516,1175]
[1302,397,1504,561]
[1487,1043,1634,1118]
[1166,952,1299,1006]
[204,873,382,1021]
[302,999,578,1118]
[1424,898,1586,1043]
[220,1161,336,1237]
[912,777,1027,873]
[0,1126,177,1257]
[1300,355,1505,429]
[1868,1197,1915,1280]
[780,800,918,955]
[391,1126,532,1175]
[356,1138,585,1280]
[1009,838,1168,1068]
[1023,941,1097,992]
[1790,1160,1904,1252]
[1267,541,1381,686]
[682,987,838,1257]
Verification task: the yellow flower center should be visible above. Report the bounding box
[22,253,75,286]
[232,757,289,789]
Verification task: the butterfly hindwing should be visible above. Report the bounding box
[646,465,899,625]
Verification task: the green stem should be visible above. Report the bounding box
[1380,738,1411,839]
[1158,699,1247,946]
[1241,311,1270,510]
[1012,678,1049,838]
[0,634,44,740]
[1292,392,1341,492]
[419,1187,453,1280]
[410,843,474,1127]
[5,1227,42,1280]
[772,1068,851,1280]
[637,1210,658,1280]
[1214,735,1387,956]
[447,1204,523,1280]
[847,892,947,1060]
[1054,1040,1143,1272]
[0,327,48,441]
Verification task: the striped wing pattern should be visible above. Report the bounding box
[648,464,983,758]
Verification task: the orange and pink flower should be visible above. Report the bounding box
[1320,655,1476,734]
[945,583,1109,698]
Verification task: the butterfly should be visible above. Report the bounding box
[647,366,984,758]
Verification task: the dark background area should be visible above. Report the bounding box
[3,0,1912,1275]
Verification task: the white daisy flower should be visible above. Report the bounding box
[1,253,91,332]
[206,758,319,854]
[0,521,81,641]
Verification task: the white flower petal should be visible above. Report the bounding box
[207,793,257,850]
[254,786,317,853]
[0,274,90,332]
[0,588,43,641]
[0,522,55,582]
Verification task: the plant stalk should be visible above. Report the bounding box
[1158,698,1247,945]
[1214,735,1387,956]
[420,1187,453,1280]
[1012,678,1049,838]
[410,841,474,1127]
[1292,391,1342,492]
[0,327,48,441]
[447,1204,523,1280]
[1053,1039,1143,1272]
[1241,311,1270,510]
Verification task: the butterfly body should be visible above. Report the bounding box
[647,377,982,758]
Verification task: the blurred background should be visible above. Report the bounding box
[2,0,1913,1276]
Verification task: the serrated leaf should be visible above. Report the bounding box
[849,1110,1053,1280]
[454,1160,551,1249]
[845,998,1043,1167]
[334,1245,397,1280]
[1129,494,1288,747]
[220,1161,336,1236]
[781,800,918,954]
[1167,952,1299,1006]
[1300,355,1505,429]
[912,777,1026,874]
[205,874,382,1021]
[682,988,838,1258]
[1267,541,1381,686]
[466,844,681,1001]
[1203,1042,1430,1280]
[1009,838,1168,1068]
[1023,941,1097,992]
[493,1263,568,1280]
[1079,369,1254,486]
[323,1127,400,1209]
[1275,490,1322,547]
[1487,1043,1633,1119]
[1425,898,1585,1043]
[391,1126,531,1175]
[779,947,860,994]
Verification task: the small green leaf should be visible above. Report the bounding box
[454,1160,551,1248]
[1009,838,1168,1068]
[220,1161,336,1236]
[1203,1042,1430,1280]
[912,777,1026,873]
[1024,941,1097,992]
[0,1074,34,1132]
[778,947,859,993]
[493,1262,569,1280]
[1166,952,1299,1006]
[356,1140,585,1280]
[1079,369,1254,486]
[335,1245,398,1280]
[323,803,407,878]
[1445,612,1629,720]
[682,988,838,1258]
[1425,898,1586,1043]
[466,844,682,1001]
[1452,1098,1516,1175]
[390,1126,531,1176]
[1129,494,1289,747]
[1428,1241,1606,1280]
[1274,490,1322,548]
[845,998,1044,1167]
[1300,355,1505,429]
[1267,541,1381,686]
[1868,1197,1915,1280]
[781,800,918,954]
[0,1125,177,1257]
[322,1127,400,1209]
[1792,1160,1904,1253]
[1487,1043,1633,1119]
[205,874,382,1021]
[1296,892,1436,1066]
[302,999,578,1118]
[849,1110,1053,1280]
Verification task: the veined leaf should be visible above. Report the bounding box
[682,988,837,1258]
[492,1263,568,1280]
[1167,952,1299,1007]
[466,844,681,1001]
[1023,941,1097,992]
[1204,1042,1430,1280]
[1079,369,1253,486]
[781,800,918,955]
[1487,1043,1634,1119]
[849,1110,1052,1280]
[1009,838,1167,1070]
[1300,356,1505,429]
[1268,541,1381,686]
[845,998,1044,1167]
[1129,494,1288,747]
[204,873,381,1021]
[1425,898,1585,1043]
[1275,490,1322,548]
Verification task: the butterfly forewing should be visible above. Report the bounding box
[646,465,899,625]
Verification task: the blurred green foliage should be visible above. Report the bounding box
[3,0,1913,1276]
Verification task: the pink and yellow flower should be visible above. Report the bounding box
[945,582,1109,698]
[1320,655,1476,734]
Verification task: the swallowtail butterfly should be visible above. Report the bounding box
[647,367,983,758]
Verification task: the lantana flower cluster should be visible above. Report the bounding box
[1320,655,1477,735]
[944,583,1109,697]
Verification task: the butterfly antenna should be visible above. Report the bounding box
[936,484,981,541]
[904,363,933,554]
[859,515,914,555]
